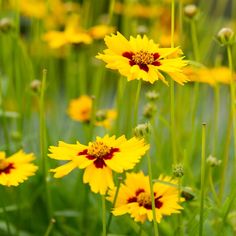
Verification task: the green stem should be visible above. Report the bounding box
[44,219,56,236]
[219,112,232,202]
[208,168,220,206]
[0,75,10,153]
[147,152,159,236]
[178,0,183,45]
[213,85,219,154]
[102,195,106,236]
[190,20,200,62]
[134,80,142,127]
[170,0,177,163]
[177,178,183,236]
[227,45,236,182]
[107,177,121,232]
[199,123,206,236]
[39,69,52,220]
[0,188,11,235]
[108,0,115,24]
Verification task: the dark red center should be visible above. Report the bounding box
[78,148,120,169]
[122,51,161,72]
[0,163,15,175]
[127,188,163,209]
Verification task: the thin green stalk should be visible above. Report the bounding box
[213,85,219,154]
[102,195,106,236]
[107,177,121,232]
[0,75,10,153]
[208,168,220,206]
[199,123,206,236]
[39,69,52,220]
[219,113,232,202]
[227,45,236,181]
[147,152,159,236]
[178,0,183,45]
[44,219,56,236]
[177,177,183,236]
[108,0,115,24]
[170,0,177,164]
[134,80,142,127]
[0,188,11,235]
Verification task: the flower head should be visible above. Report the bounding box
[48,135,149,195]
[0,150,38,186]
[96,32,188,84]
[107,172,183,223]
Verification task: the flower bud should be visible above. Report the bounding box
[206,155,221,167]
[172,163,184,178]
[184,4,198,19]
[143,103,157,119]
[133,123,150,138]
[95,110,107,122]
[145,90,159,101]
[0,18,14,33]
[217,27,235,46]
[30,80,41,93]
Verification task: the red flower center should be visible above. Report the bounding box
[127,188,163,209]
[0,162,15,175]
[78,141,120,169]
[122,50,161,72]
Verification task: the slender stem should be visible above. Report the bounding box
[190,20,200,62]
[107,177,121,232]
[44,219,56,236]
[102,195,106,236]
[219,113,232,202]
[0,188,11,235]
[208,168,220,206]
[39,69,52,220]
[213,85,219,154]
[147,152,159,236]
[170,0,177,164]
[134,80,142,127]
[227,45,236,182]
[108,0,115,25]
[178,0,183,45]
[0,75,10,153]
[199,123,206,236]
[177,177,183,236]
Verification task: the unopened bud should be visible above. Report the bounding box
[172,163,184,178]
[143,103,157,119]
[217,27,235,46]
[145,90,159,101]
[0,18,14,33]
[133,123,150,137]
[207,155,221,167]
[95,110,107,122]
[30,80,41,93]
[184,4,198,19]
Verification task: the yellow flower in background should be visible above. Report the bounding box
[107,172,183,223]
[48,135,149,195]
[89,25,115,40]
[96,32,188,85]
[0,151,38,186]
[211,67,235,84]
[67,95,92,123]
[95,109,117,129]
[43,15,92,48]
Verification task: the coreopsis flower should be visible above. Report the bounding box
[0,151,38,186]
[67,95,116,128]
[96,32,188,84]
[48,135,149,195]
[89,25,115,40]
[107,172,183,223]
[67,95,92,123]
[43,15,92,48]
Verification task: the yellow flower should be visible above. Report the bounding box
[0,151,38,186]
[43,15,92,48]
[48,135,149,195]
[89,25,115,40]
[96,32,188,85]
[107,172,183,223]
[67,95,92,123]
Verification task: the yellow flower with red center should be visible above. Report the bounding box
[96,32,188,84]
[67,95,92,123]
[0,151,38,186]
[107,172,184,223]
[48,135,149,195]
[43,15,92,48]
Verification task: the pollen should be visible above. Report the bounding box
[132,51,155,65]
[87,141,111,158]
[137,192,152,206]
